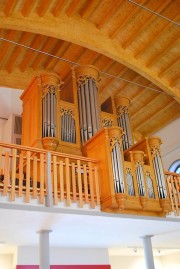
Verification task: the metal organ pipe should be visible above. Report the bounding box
[111,141,125,194]
[152,153,167,198]
[149,138,167,199]
[42,90,57,138]
[115,97,133,151]
[60,109,76,144]
[75,65,100,144]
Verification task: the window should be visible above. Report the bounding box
[169,160,180,174]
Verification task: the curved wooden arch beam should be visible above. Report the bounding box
[0,14,179,102]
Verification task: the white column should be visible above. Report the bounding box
[141,235,155,269]
[38,230,52,269]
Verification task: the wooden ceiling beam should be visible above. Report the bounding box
[146,38,178,68]
[131,93,161,120]
[100,66,128,95]
[66,0,81,17]
[97,1,123,29]
[37,0,52,17]
[21,0,37,17]
[80,0,100,20]
[3,0,17,16]
[5,32,30,73]
[0,30,17,67]
[130,82,160,103]
[110,0,147,39]
[135,100,176,130]
[0,14,178,100]
[44,41,71,69]
[170,75,180,88]
[52,0,66,17]
[158,58,179,78]
[135,13,179,59]
[31,37,55,70]
[19,35,45,72]
[122,0,172,49]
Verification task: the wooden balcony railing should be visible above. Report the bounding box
[165,171,180,216]
[0,142,100,209]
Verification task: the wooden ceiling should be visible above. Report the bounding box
[0,0,179,139]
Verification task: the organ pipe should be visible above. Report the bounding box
[109,132,125,194]
[149,137,167,199]
[75,65,100,144]
[115,96,133,150]
[60,108,76,144]
[39,74,63,139]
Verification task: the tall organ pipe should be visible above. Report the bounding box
[115,96,133,151]
[75,65,100,144]
[111,142,125,194]
[149,137,167,199]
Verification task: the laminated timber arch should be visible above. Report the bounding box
[0,14,179,102]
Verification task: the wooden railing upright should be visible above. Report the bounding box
[165,172,180,216]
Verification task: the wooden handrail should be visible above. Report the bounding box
[0,142,100,209]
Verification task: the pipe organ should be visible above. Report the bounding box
[20,64,171,217]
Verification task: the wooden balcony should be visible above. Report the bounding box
[0,138,179,217]
[0,142,100,210]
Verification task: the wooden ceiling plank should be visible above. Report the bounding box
[170,75,180,88]
[97,0,123,29]
[45,42,72,70]
[43,39,64,68]
[3,0,17,16]
[110,0,147,39]
[5,32,30,73]
[66,0,81,17]
[52,0,66,17]
[80,0,101,19]
[135,100,176,130]
[37,0,52,17]
[146,38,179,68]
[21,0,37,17]
[122,0,172,49]
[19,35,45,72]
[131,93,161,120]
[135,12,180,59]
[158,58,179,78]
[0,30,17,66]
[100,66,128,95]
[31,37,54,70]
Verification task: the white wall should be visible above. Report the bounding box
[0,254,13,269]
[154,118,180,170]
[109,255,163,269]
[160,252,180,269]
[17,247,109,265]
